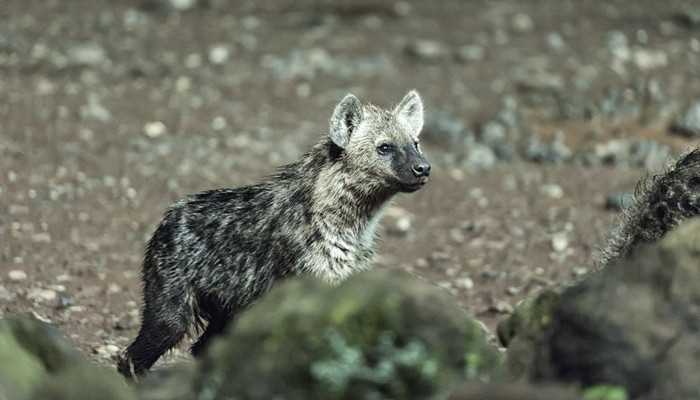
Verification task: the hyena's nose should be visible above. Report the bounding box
[412,162,431,178]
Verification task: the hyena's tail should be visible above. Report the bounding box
[598,148,700,267]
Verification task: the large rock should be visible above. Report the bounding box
[0,316,135,400]
[497,290,560,380]
[0,323,46,398]
[449,382,578,400]
[194,270,502,399]
[136,366,197,400]
[533,219,700,399]
[1,316,82,373]
[31,364,135,400]
[0,316,81,399]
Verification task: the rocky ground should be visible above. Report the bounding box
[1,0,700,370]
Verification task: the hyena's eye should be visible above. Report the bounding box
[414,141,420,151]
[377,143,394,156]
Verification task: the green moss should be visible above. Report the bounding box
[309,329,442,398]
[31,364,136,400]
[196,270,502,399]
[0,325,47,398]
[582,385,628,400]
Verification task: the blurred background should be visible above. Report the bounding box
[1,0,699,365]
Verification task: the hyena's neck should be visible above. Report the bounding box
[305,140,393,227]
[297,140,395,283]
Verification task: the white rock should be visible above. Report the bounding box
[541,184,564,199]
[456,45,484,62]
[170,0,197,10]
[211,116,227,131]
[27,288,57,303]
[551,233,569,253]
[405,39,449,61]
[512,13,534,32]
[143,121,167,138]
[395,217,412,233]
[95,344,120,358]
[546,32,566,51]
[67,43,106,66]
[208,44,231,65]
[456,277,474,290]
[633,49,667,70]
[8,270,27,281]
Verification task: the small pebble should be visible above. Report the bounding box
[490,301,514,314]
[541,184,564,199]
[143,121,167,138]
[8,270,27,281]
[456,277,474,290]
[405,39,449,61]
[94,344,120,358]
[551,233,569,253]
[208,44,230,65]
[512,13,534,32]
[27,288,58,303]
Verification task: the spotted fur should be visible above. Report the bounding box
[599,148,700,267]
[117,91,431,378]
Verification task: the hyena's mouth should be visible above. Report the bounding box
[401,177,429,192]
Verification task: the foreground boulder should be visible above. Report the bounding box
[0,316,80,398]
[0,316,134,400]
[448,382,578,400]
[31,364,135,400]
[194,269,502,399]
[531,219,700,399]
[497,289,560,380]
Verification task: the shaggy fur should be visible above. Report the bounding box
[599,148,700,267]
[117,91,431,378]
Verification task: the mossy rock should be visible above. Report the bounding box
[0,315,82,399]
[1,316,81,373]
[448,382,579,400]
[497,289,560,379]
[136,365,197,400]
[0,323,47,399]
[195,269,502,400]
[0,316,135,400]
[30,364,135,400]
[533,219,700,399]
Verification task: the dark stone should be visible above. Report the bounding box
[533,220,700,399]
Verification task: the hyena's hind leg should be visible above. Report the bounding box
[117,292,194,379]
[190,318,228,358]
[189,295,234,358]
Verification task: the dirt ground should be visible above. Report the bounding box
[1,0,700,368]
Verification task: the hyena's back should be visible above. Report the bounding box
[148,184,311,310]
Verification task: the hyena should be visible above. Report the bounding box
[599,148,700,267]
[117,91,431,378]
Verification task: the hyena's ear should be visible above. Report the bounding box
[394,90,424,137]
[329,94,363,149]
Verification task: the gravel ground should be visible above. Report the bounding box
[1,0,700,368]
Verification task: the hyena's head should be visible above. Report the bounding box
[328,90,430,193]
